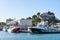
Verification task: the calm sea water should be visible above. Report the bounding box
[0,31,60,40]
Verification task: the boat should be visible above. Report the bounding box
[29,21,60,33]
[29,26,60,33]
[8,26,21,33]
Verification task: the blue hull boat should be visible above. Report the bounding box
[29,27,60,34]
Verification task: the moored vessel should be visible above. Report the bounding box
[8,26,21,33]
[29,21,60,33]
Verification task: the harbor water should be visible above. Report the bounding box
[0,31,60,40]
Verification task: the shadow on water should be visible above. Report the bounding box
[27,32,60,35]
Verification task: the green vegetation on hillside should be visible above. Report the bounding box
[0,22,6,27]
[26,11,60,27]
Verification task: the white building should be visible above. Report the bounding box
[20,19,32,30]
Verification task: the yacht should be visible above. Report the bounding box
[29,21,60,33]
[8,26,21,33]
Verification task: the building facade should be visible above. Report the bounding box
[20,19,32,30]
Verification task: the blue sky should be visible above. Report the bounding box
[0,0,60,22]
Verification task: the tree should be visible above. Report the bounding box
[32,15,37,26]
[26,17,32,20]
[47,11,54,15]
[32,18,37,26]
[0,22,6,26]
[32,13,41,26]
[37,12,41,22]
[32,15,37,19]
[53,18,60,24]
[46,11,55,25]
[20,18,25,20]
[37,12,40,16]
